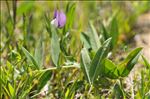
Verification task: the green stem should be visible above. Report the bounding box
[119,78,126,98]
[39,65,80,72]
[88,85,93,94]
[6,0,13,25]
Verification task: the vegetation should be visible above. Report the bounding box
[1,1,150,99]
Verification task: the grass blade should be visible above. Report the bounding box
[22,47,39,69]
[8,83,14,98]
[101,22,109,41]
[142,55,150,69]
[80,32,91,49]
[110,17,118,49]
[63,2,76,34]
[37,70,52,92]
[113,83,124,99]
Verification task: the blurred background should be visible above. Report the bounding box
[1,1,150,65]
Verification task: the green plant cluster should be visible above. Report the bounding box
[1,1,150,99]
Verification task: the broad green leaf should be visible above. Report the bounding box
[37,70,52,91]
[34,37,44,69]
[104,59,119,79]
[110,17,118,49]
[8,83,14,98]
[118,47,142,77]
[80,48,91,84]
[51,26,60,67]
[89,21,100,51]
[89,38,111,83]
[80,32,91,49]
[22,47,39,69]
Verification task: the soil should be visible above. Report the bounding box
[134,11,150,60]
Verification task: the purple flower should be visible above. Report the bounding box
[51,10,66,28]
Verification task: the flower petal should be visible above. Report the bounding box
[58,11,66,28]
[51,18,58,27]
[54,10,58,18]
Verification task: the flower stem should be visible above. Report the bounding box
[39,65,80,72]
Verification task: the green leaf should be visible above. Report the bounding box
[45,14,51,37]
[51,26,60,67]
[9,50,21,62]
[101,23,109,41]
[6,61,13,74]
[142,55,150,69]
[118,47,142,77]
[89,38,112,83]
[8,83,14,98]
[104,59,119,79]
[63,2,76,34]
[110,17,118,49]
[37,70,52,91]
[80,48,91,84]
[60,36,68,56]
[65,80,83,98]
[89,21,100,51]
[80,32,91,49]
[22,47,39,69]
[113,83,124,99]
[34,37,44,69]
[3,85,11,97]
